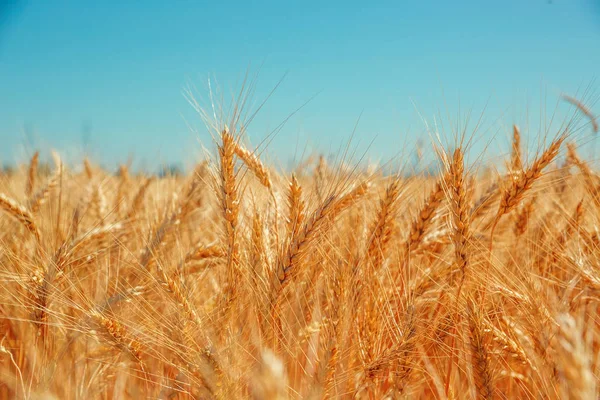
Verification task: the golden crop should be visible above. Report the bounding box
[1,101,599,399]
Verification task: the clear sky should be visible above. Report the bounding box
[1,0,599,171]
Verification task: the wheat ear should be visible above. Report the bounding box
[511,125,523,171]
[90,311,145,369]
[28,164,62,214]
[127,177,154,219]
[286,173,305,244]
[26,151,39,197]
[405,176,445,253]
[513,195,536,237]
[367,178,401,269]
[467,301,495,400]
[447,148,470,289]
[0,193,40,241]
[489,135,565,248]
[278,182,368,294]
[233,141,271,189]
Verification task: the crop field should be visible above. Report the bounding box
[0,98,599,399]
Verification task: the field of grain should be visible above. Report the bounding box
[1,104,600,399]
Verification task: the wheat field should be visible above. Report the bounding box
[1,101,600,399]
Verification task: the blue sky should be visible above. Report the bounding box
[0,0,599,171]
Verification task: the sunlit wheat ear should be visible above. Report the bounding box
[513,195,536,237]
[466,301,495,400]
[489,134,565,249]
[127,177,154,219]
[405,175,446,253]
[510,125,523,172]
[286,173,305,244]
[0,193,40,241]
[481,317,532,368]
[32,222,124,328]
[137,212,223,387]
[446,148,470,290]
[218,128,240,302]
[138,170,203,271]
[323,261,350,399]
[388,305,416,395]
[367,178,401,269]
[156,265,204,330]
[28,164,62,214]
[351,180,400,362]
[269,181,368,352]
[357,305,415,396]
[249,210,268,278]
[233,141,271,189]
[26,151,39,197]
[277,182,368,295]
[279,195,333,286]
[184,243,225,263]
[438,147,471,400]
[231,140,281,258]
[89,311,146,370]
